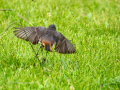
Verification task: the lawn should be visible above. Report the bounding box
[0,0,120,89]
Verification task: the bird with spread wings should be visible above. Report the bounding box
[13,24,75,54]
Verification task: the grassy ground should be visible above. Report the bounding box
[0,0,120,89]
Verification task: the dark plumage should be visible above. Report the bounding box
[13,24,75,54]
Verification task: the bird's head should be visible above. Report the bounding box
[48,24,56,31]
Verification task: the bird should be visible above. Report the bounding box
[13,24,75,54]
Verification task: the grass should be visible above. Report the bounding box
[0,0,120,89]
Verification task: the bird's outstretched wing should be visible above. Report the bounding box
[13,27,46,44]
[13,25,76,54]
[54,32,75,54]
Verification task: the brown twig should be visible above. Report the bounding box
[17,15,33,26]
[0,9,13,11]
[0,21,19,36]
[117,59,120,63]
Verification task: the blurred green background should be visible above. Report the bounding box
[0,0,120,89]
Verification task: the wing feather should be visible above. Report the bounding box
[54,32,75,54]
[13,27,46,44]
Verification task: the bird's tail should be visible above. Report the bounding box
[42,41,52,52]
[45,44,52,52]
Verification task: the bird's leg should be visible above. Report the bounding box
[41,50,48,64]
[46,51,48,56]
[34,44,44,58]
[41,46,48,64]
